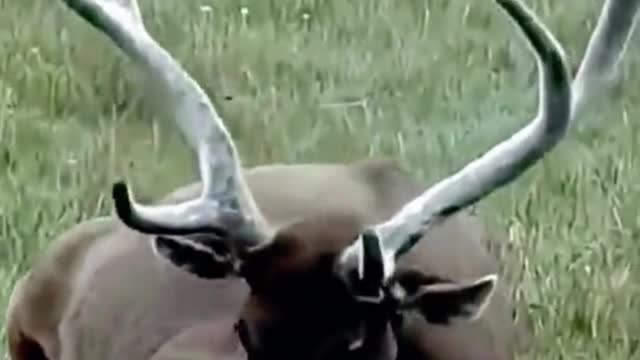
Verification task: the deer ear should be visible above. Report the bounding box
[152,236,236,279]
[399,274,497,325]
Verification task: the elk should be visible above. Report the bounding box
[5,0,639,359]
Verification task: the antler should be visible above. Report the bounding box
[60,0,269,240]
[340,0,579,284]
[342,0,640,285]
[571,0,640,118]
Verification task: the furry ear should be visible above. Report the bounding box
[398,274,497,324]
[152,236,236,279]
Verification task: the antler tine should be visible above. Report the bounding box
[571,0,640,118]
[340,0,572,283]
[61,0,268,238]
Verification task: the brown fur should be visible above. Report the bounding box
[5,158,529,360]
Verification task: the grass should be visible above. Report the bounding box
[1,0,639,358]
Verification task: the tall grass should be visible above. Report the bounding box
[1,0,639,358]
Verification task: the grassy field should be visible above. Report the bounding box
[1,0,639,358]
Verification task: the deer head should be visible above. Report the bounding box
[59,0,639,358]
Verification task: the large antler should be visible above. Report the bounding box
[572,0,640,119]
[341,0,640,285]
[60,0,269,240]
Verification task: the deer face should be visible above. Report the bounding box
[234,215,385,360]
[152,214,497,360]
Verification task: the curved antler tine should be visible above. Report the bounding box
[339,0,572,279]
[61,0,268,238]
[571,0,640,118]
[112,181,233,236]
[337,229,392,302]
[376,0,572,257]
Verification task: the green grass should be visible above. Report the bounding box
[1,0,639,358]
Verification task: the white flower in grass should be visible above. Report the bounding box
[240,6,249,28]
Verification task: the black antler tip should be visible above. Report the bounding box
[111,181,133,218]
[360,230,385,290]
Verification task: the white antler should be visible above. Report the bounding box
[571,0,640,118]
[342,0,631,284]
[344,0,640,284]
[60,0,269,239]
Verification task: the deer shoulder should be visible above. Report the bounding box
[6,217,117,359]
